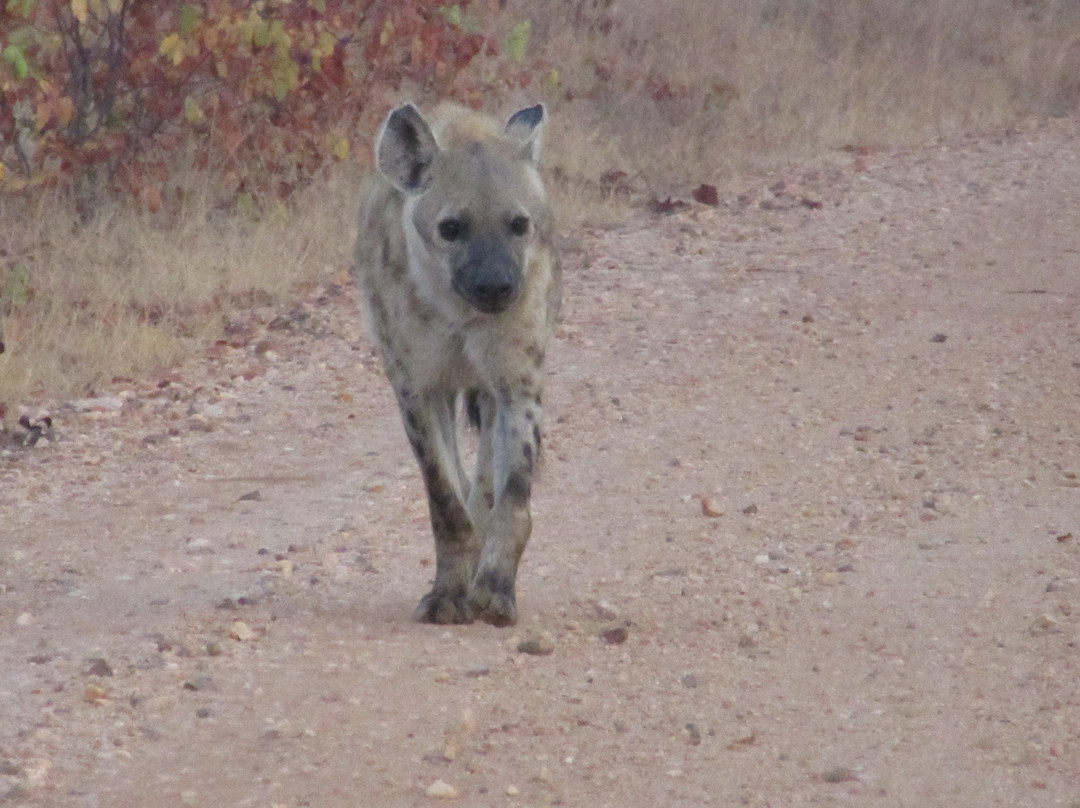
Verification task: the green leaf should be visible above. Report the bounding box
[272,56,298,101]
[6,0,35,18]
[505,20,531,63]
[183,95,204,123]
[269,19,289,49]
[2,44,29,79]
[438,4,461,27]
[179,4,202,37]
[253,19,271,48]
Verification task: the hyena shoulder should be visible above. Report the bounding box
[353,175,406,288]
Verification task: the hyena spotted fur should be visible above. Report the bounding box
[353,102,561,626]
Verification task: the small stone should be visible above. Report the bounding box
[594,600,619,620]
[15,612,34,627]
[229,621,255,641]
[86,658,113,677]
[24,759,50,787]
[185,537,213,554]
[1031,614,1062,635]
[930,333,947,343]
[817,571,841,587]
[517,631,555,656]
[425,779,459,799]
[821,766,858,783]
[506,784,519,796]
[684,722,702,746]
[238,490,262,502]
[701,496,723,517]
[183,675,213,691]
[84,683,110,704]
[599,625,629,645]
[69,396,124,413]
[464,665,490,678]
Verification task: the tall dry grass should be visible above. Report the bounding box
[2,0,1079,409]
[0,170,359,408]
[500,0,1080,200]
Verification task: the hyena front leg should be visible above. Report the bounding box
[399,391,480,624]
[468,388,543,626]
[464,389,496,538]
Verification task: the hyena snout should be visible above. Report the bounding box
[452,236,522,313]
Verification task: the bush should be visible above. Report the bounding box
[0,1,491,217]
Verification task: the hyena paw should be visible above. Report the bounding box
[413,588,474,625]
[468,572,518,627]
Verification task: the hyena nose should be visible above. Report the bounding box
[470,268,518,312]
[456,239,521,313]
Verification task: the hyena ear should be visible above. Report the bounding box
[505,104,545,163]
[377,104,440,194]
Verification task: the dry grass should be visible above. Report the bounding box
[0,170,358,409]
[3,0,1080,408]
[497,0,1080,201]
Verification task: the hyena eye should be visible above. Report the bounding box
[438,219,466,242]
[508,215,530,237]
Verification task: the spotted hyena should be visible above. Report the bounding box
[354,102,561,626]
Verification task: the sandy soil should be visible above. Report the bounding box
[1,117,1079,808]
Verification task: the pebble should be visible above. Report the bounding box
[24,758,50,786]
[424,779,459,799]
[83,683,110,704]
[599,625,629,645]
[516,631,555,656]
[821,766,858,783]
[700,495,723,517]
[86,658,113,677]
[229,621,256,641]
[594,600,619,620]
[816,571,841,587]
[69,396,125,413]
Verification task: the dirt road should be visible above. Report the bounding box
[2,118,1078,807]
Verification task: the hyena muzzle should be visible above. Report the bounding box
[354,102,561,626]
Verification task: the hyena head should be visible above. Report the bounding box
[375,102,549,314]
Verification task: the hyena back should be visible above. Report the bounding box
[354,103,561,626]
